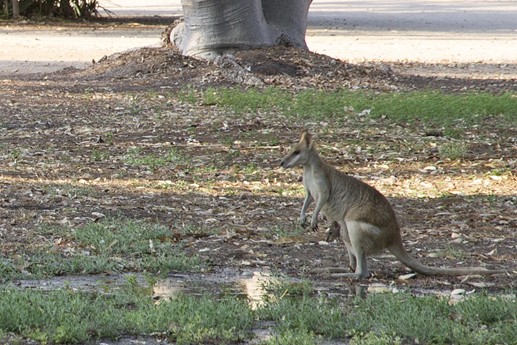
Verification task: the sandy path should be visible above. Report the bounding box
[1,0,517,76]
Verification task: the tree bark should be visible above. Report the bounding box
[171,0,312,60]
[11,0,19,18]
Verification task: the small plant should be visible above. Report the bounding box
[350,331,402,345]
[90,148,109,162]
[124,147,184,170]
[269,225,306,241]
[263,278,314,300]
[46,183,95,198]
[0,257,19,282]
[242,163,259,175]
[174,224,217,238]
[2,0,107,19]
[177,87,198,104]
[261,329,318,345]
[443,244,466,259]
[104,131,114,145]
[8,148,22,160]
[439,142,468,160]
[489,167,511,176]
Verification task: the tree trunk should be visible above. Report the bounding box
[11,0,18,18]
[59,0,75,18]
[171,0,312,60]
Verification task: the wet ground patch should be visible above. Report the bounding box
[3,269,516,345]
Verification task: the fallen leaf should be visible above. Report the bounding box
[486,249,497,256]
[450,288,466,296]
[468,282,495,288]
[398,273,417,280]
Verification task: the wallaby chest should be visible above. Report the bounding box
[303,164,331,203]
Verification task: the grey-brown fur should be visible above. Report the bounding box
[280,130,505,278]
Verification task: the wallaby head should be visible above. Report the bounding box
[280,130,314,169]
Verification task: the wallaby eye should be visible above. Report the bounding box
[293,150,300,155]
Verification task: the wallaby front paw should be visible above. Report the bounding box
[299,217,307,227]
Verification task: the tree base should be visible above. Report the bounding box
[170,0,312,60]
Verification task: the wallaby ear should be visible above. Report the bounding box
[300,130,313,148]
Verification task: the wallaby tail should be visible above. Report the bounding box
[388,243,505,276]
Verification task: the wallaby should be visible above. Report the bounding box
[280,130,506,278]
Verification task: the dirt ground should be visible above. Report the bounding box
[1,26,516,295]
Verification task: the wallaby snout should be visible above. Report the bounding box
[280,149,297,169]
[281,131,312,169]
[280,150,301,169]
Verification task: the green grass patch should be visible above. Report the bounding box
[0,288,253,345]
[256,281,517,345]
[345,293,517,345]
[439,141,469,160]
[90,148,110,162]
[0,283,514,345]
[261,329,318,345]
[267,225,308,241]
[186,87,517,129]
[124,147,185,170]
[0,218,204,280]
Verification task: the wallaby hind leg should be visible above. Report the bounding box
[330,248,368,279]
[352,250,369,278]
[332,221,372,279]
[311,221,356,276]
[335,221,357,272]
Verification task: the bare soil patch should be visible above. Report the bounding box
[1,44,515,293]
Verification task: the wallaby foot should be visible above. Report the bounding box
[310,267,370,279]
[331,272,370,279]
[300,216,318,232]
[310,267,350,274]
